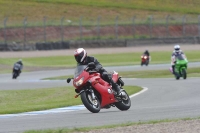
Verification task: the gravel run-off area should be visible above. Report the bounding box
[73,119,200,133]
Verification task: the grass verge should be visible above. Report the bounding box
[119,67,200,78]
[0,50,200,71]
[0,86,141,114]
[43,67,200,80]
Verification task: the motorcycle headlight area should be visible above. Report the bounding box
[75,77,84,86]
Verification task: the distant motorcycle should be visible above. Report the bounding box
[12,69,20,79]
[12,63,22,79]
[67,62,131,113]
[170,54,188,80]
[141,54,149,66]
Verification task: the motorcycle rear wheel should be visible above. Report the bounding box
[80,91,101,113]
[114,90,131,111]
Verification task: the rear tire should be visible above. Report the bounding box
[115,90,131,111]
[80,91,101,113]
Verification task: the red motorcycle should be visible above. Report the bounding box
[141,54,149,66]
[67,62,131,113]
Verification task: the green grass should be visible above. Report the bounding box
[119,67,200,78]
[1,50,200,74]
[1,50,200,69]
[0,86,141,114]
[0,0,199,26]
[43,75,71,80]
[31,0,200,14]
[43,67,200,80]
[24,117,200,133]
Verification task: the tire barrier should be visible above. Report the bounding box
[35,41,69,50]
[0,43,8,51]
[1,37,200,51]
[69,40,126,49]
[126,37,200,47]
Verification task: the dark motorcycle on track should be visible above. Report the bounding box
[12,70,20,79]
[141,54,149,66]
[67,62,131,113]
[12,63,22,79]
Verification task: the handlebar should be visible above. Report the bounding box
[84,66,97,73]
[88,70,97,74]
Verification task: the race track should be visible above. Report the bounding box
[0,63,200,133]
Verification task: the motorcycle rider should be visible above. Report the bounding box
[171,45,187,74]
[143,50,151,61]
[13,59,23,76]
[74,48,122,96]
[143,50,150,56]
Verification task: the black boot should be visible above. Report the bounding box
[102,72,122,95]
[110,79,121,95]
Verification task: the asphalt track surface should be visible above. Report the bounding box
[0,62,200,133]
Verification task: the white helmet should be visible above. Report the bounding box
[174,45,180,53]
[74,48,87,63]
[18,59,22,63]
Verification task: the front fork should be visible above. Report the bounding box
[88,89,96,100]
[75,87,95,100]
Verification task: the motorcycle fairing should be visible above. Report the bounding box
[175,54,188,73]
[89,75,117,107]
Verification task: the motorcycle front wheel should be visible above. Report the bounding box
[182,69,187,79]
[12,72,17,79]
[115,90,131,111]
[174,71,180,80]
[80,91,101,113]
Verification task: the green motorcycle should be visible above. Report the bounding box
[174,54,188,80]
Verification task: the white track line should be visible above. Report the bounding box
[129,87,148,98]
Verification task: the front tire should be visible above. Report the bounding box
[115,90,131,111]
[80,91,101,113]
[182,69,187,79]
[175,72,180,80]
[145,60,149,66]
[12,72,17,79]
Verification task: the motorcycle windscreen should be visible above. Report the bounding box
[175,54,185,60]
[74,65,87,78]
[175,54,187,65]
